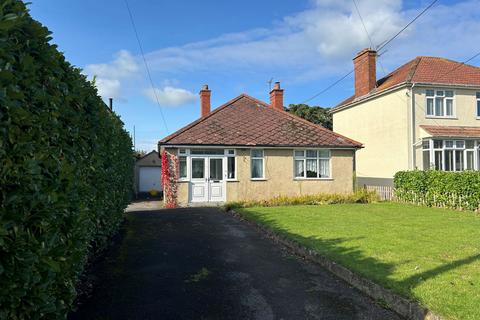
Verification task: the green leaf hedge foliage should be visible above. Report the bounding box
[394,170,480,211]
[0,1,134,318]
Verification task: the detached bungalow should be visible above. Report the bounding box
[158,83,362,206]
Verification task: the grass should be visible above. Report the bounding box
[237,203,480,320]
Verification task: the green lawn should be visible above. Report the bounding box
[237,203,480,320]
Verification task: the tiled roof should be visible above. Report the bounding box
[333,56,480,110]
[420,125,480,138]
[159,94,362,148]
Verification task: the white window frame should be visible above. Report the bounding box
[293,149,332,180]
[225,149,237,181]
[425,89,455,118]
[424,139,479,171]
[476,92,480,119]
[178,149,189,181]
[250,149,265,180]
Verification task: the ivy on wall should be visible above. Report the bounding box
[394,170,480,211]
[0,1,133,318]
[161,151,178,208]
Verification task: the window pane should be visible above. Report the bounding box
[466,150,474,170]
[251,149,263,158]
[446,99,453,116]
[251,159,263,178]
[426,89,434,96]
[423,151,430,170]
[319,159,330,178]
[190,149,223,155]
[191,158,205,178]
[179,149,187,154]
[179,157,187,178]
[477,100,480,117]
[436,90,444,96]
[319,150,330,158]
[422,140,430,149]
[227,149,235,155]
[294,160,305,178]
[306,150,317,158]
[227,157,235,179]
[445,140,454,148]
[455,140,464,149]
[434,150,443,170]
[445,91,454,97]
[294,160,304,178]
[466,140,475,149]
[444,150,454,171]
[435,97,444,116]
[455,150,464,171]
[306,159,318,178]
[294,150,304,157]
[426,98,434,115]
[433,140,442,149]
[477,92,480,99]
[209,158,223,180]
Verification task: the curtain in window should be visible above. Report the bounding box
[251,159,263,178]
[306,159,317,177]
[319,159,330,177]
[294,160,304,177]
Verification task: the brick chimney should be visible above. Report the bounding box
[270,82,284,111]
[199,84,211,117]
[353,48,377,97]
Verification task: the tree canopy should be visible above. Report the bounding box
[286,104,333,130]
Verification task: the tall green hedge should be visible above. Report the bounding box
[0,1,134,318]
[394,170,480,211]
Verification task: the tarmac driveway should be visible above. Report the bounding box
[70,207,401,320]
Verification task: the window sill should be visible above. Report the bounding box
[294,178,333,181]
[226,179,239,182]
[425,116,457,120]
[177,179,189,183]
[250,178,267,181]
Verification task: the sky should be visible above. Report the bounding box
[29,0,480,152]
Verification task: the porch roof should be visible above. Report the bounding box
[420,125,480,138]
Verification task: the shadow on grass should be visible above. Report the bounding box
[241,209,480,307]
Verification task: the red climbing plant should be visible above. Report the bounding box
[161,150,179,208]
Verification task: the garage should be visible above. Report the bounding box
[139,166,161,192]
[134,151,162,197]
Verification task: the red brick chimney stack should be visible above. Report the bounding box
[270,82,284,111]
[353,48,377,97]
[199,84,211,117]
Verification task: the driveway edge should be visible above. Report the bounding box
[227,209,443,320]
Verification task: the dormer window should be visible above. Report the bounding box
[426,89,454,118]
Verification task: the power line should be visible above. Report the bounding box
[124,0,169,134]
[301,0,438,104]
[376,0,438,51]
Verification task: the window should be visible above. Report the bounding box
[294,149,331,179]
[424,139,479,171]
[477,92,480,118]
[226,149,236,179]
[179,156,187,179]
[251,149,264,179]
[426,89,454,117]
[191,158,205,179]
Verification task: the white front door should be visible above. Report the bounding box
[208,157,225,202]
[189,157,226,203]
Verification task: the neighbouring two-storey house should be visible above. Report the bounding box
[331,48,480,186]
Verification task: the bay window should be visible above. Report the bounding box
[426,89,454,117]
[294,149,331,179]
[423,139,479,171]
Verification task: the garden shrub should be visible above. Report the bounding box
[0,1,134,318]
[223,189,379,211]
[394,170,480,211]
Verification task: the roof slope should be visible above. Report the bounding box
[334,56,480,110]
[420,125,480,138]
[160,94,362,148]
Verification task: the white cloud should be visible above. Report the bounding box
[142,0,479,83]
[85,50,139,99]
[144,86,197,107]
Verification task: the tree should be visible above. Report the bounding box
[286,104,333,130]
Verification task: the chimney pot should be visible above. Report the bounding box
[353,48,377,97]
[199,84,211,117]
[270,81,284,111]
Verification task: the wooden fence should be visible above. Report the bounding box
[364,185,395,201]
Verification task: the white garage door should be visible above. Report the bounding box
[139,167,162,192]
